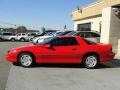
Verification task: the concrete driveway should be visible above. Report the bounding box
[5,61,120,90]
[0,42,29,90]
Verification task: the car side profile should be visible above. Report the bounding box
[0,32,13,41]
[6,36,115,69]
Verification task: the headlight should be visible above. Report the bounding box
[8,50,17,53]
[12,50,17,53]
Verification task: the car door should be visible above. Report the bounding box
[3,33,12,40]
[41,37,80,63]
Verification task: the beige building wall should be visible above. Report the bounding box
[74,17,102,32]
[100,7,111,44]
[100,7,120,53]
[71,0,120,21]
[109,7,120,53]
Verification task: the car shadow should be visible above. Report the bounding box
[32,59,120,69]
[33,63,84,69]
[95,59,120,69]
[14,59,120,69]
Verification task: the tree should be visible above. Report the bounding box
[16,26,27,33]
[41,27,46,33]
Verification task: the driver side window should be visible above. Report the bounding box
[50,37,79,46]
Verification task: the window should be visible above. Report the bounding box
[76,32,85,38]
[30,33,37,36]
[50,37,78,46]
[84,32,92,38]
[3,33,12,35]
[91,32,100,37]
[54,32,63,36]
[85,32,100,38]
[84,39,96,45]
[22,34,25,35]
[62,31,72,35]
[77,23,91,31]
[17,34,21,36]
[65,31,76,36]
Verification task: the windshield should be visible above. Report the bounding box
[54,32,64,36]
[37,37,57,44]
[83,38,96,45]
[65,31,76,36]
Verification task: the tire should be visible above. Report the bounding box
[18,53,35,67]
[83,54,98,69]
[11,38,15,42]
[20,38,25,42]
[13,62,19,66]
[0,38,2,41]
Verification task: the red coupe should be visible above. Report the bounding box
[6,36,115,69]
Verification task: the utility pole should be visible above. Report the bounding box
[64,24,67,30]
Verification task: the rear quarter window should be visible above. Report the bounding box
[84,39,96,45]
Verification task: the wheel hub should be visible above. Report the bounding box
[20,55,32,66]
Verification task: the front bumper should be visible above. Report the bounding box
[5,52,18,62]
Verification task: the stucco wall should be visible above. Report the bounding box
[100,7,120,54]
[72,0,120,21]
[100,7,111,44]
[109,8,120,53]
[74,16,102,32]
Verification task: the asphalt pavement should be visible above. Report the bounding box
[1,42,120,90]
[0,42,29,90]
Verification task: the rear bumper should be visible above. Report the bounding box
[101,52,115,62]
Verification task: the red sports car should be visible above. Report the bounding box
[6,36,115,69]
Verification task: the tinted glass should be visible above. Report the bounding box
[77,23,91,31]
[85,32,100,38]
[22,34,25,35]
[54,32,63,36]
[61,31,72,35]
[65,31,76,36]
[91,32,100,37]
[29,33,36,36]
[84,32,91,38]
[84,38,96,45]
[76,32,85,37]
[3,33,12,35]
[50,37,78,46]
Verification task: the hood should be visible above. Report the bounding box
[11,44,36,51]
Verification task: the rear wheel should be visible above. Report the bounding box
[0,38,2,41]
[18,53,35,67]
[20,38,25,42]
[11,38,15,41]
[83,54,98,69]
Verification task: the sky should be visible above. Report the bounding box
[0,0,95,30]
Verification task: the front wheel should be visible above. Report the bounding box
[11,38,15,42]
[18,53,35,67]
[83,55,98,69]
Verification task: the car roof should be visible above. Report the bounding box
[1,32,12,33]
[58,35,81,39]
[76,31,100,34]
